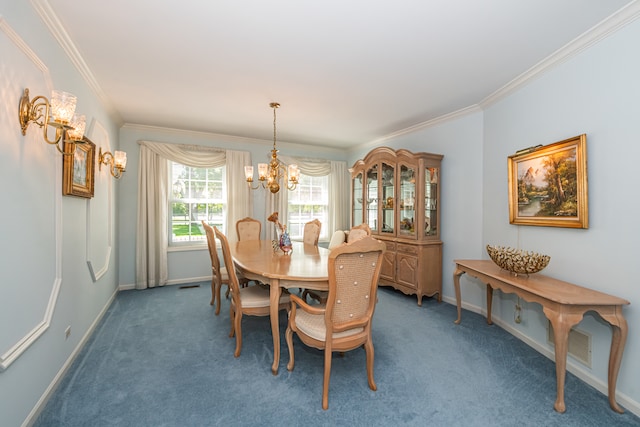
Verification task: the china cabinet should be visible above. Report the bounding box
[351,147,443,305]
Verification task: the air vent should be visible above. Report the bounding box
[547,322,592,367]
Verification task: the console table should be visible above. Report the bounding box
[453,259,629,413]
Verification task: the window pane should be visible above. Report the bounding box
[169,162,226,245]
[288,174,329,241]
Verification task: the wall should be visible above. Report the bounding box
[348,16,640,416]
[117,125,348,288]
[480,18,640,412]
[348,111,486,307]
[0,1,122,426]
[1,1,639,424]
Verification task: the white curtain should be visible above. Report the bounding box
[274,156,350,240]
[225,149,253,244]
[135,140,250,289]
[329,160,350,232]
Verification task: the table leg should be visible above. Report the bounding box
[270,279,281,375]
[543,308,584,413]
[598,307,628,413]
[453,267,464,324]
[485,285,494,325]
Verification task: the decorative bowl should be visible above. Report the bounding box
[486,245,550,275]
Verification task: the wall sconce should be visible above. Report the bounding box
[98,148,127,179]
[18,88,86,155]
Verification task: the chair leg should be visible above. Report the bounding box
[209,278,216,306]
[214,282,222,315]
[285,325,295,372]
[234,312,243,358]
[364,339,377,391]
[322,349,332,410]
[229,305,236,338]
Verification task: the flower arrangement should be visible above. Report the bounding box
[268,212,292,253]
[267,211,285,233]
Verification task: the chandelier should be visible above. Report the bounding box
[244,102,299,194]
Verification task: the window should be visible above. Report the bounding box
[287,174,329,241]
[170,162,226,245]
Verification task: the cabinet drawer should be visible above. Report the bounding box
[384,241,396,252]
[397,243,418,255]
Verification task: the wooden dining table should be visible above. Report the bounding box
[230,239,330,375]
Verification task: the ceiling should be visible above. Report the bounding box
[39,0,636,149]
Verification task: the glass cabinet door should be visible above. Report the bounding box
[399,164,416,238]
[424,166,439,237]
[381,162,395,235]
[366,165,378,232]
[352,172,363,226]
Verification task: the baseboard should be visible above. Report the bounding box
[441,295,640,418]
[118,275,211,291]
[23,287,119,427]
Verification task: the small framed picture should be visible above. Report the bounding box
[508,134,588,229]
[63,137,95,198]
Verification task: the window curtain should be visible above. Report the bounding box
[135,141,251,289]
[225,149,253,243]
[271,156,350,241]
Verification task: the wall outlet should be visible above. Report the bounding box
[65,326,71,340]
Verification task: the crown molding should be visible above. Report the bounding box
[358,1,640,150]
[30,0,122,125]
[480,0,640,108]
[353,104,482,154]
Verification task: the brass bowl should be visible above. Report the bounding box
[486,245,550,275]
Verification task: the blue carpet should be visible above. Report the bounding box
[34,283,640,426]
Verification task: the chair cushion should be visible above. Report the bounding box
[293,309,363,341]
[239,285,289,308]
[328,230,346,249]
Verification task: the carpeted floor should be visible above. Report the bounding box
[34,283,640,426]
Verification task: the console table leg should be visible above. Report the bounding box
[453,268,464,324]
[485,285,494,325]
[544,309,584,413]
[603,310,628,413]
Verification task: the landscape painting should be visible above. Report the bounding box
[507,134,588,229]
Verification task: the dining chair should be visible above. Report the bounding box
[236,217,261,241]
[302,229,345,304]
[346,222,372,243]
[235,217,262,286]
[214,226,290,358]
[302,219,322,246]
[201,221,229,315]
[285,236,385,410]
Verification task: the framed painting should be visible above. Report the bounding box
[508,134,588,229]
[63,137,95,198]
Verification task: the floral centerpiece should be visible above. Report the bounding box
[267,212,292,253]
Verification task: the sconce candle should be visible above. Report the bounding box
[98,147,127,179]
[50,90,77,124]
[18,87,86,156]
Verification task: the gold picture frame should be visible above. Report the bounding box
[508,134,588,229]
[63,137,95,198]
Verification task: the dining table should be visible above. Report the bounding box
[230,239,330,375]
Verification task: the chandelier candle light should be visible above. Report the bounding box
[245,102,299,194]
